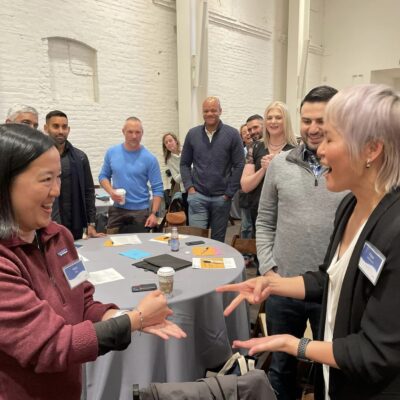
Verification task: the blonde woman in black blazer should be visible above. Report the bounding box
[218,84,400,400]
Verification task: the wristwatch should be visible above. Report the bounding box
[297,337,311,361]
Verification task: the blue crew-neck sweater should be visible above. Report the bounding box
[99,144,163,210]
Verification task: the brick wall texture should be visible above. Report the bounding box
[0,0,289,182]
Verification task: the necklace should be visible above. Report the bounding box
[268,141,286,148]
[268,141,286,155]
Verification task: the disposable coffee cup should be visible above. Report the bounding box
[115,188,126,205]
[157,267,175,296]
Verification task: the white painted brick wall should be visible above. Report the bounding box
[3,0,395,186]
[0,0,285,182]
[0,0,178,182]
[208,23,274,130]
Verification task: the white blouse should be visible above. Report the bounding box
[323,222,366,400]
[166,153,185,192]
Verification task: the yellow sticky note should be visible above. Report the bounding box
[153,235,170,243]
[200,258,225,269]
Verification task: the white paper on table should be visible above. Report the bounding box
[192,257,237,269]
[150,233,189,244]
[78,253,89,262]
[88,268,125,285]
[109,235,142,246]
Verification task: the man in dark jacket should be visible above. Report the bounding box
[44,110,103,240]
[180,97,244,242]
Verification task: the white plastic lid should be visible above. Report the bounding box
[115,188,126,195]
[157,267,175,277]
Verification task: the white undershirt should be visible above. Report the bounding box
[323,222,366,400]
[205,127,216,142]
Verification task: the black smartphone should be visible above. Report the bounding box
[131,283,157,292]
[185,240,205,246]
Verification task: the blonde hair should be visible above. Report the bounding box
[263,101,297,147]
[325,84,400,193]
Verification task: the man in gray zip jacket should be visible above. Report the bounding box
[256,86,345,400]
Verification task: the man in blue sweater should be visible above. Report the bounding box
[99,117,163,232]
[180,97,244,242]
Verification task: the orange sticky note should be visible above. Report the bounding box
[192,246,217,256]
[200,257,225,269]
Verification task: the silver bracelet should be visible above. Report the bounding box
[133,307,144,334]
[297,337,311,361]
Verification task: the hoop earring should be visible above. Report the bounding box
[366,159,371,169]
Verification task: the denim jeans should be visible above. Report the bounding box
[240,207,253,239]
[187,192,231,242]
[265,295,321,400]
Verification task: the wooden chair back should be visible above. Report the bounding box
[230,234,257,255]
[165,225,210,238]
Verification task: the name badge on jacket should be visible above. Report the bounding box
[359,241,385,285]
[63,259,89,289]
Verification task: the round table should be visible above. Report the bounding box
[79,233,250,400]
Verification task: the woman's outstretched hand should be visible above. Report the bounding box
[143,319,186,340]
[216,275,275,316]
[232,334,299,357]
[131,290,187,340]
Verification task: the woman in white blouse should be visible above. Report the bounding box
[162,133,184,193]
[162,132,188,215]
[217,84,400,400]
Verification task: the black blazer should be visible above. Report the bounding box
[303,188,400,400]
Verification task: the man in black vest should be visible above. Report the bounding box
[44,110,104,240]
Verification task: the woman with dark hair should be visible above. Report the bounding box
[162,132,188,216]
[218,84,400,399]
[162,132,184,192]
[0,124,185,400]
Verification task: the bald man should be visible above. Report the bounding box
[180,97,244,242]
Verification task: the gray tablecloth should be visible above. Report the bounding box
[79,233,250,400]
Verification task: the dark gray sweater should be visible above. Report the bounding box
[180,121,244,198]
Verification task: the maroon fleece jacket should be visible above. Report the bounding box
[0,222,116,399]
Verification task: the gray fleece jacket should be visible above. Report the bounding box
[256,145,346,277]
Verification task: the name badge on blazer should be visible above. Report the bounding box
[63,259,89,289]
[358,241,385,285]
